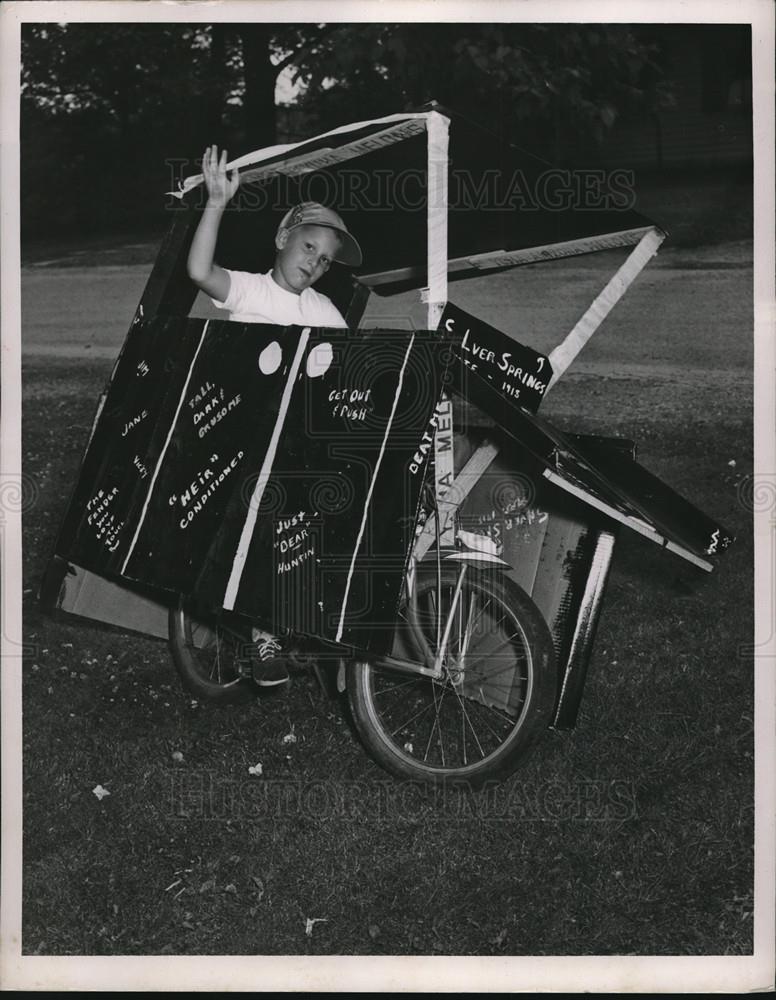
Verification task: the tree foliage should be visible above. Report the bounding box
[289,23,672,152]
[20,21,671,236]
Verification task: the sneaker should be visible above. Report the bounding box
[251,632,290,687]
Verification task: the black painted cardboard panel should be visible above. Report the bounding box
[56,318,446,652]
[441,302,553,414]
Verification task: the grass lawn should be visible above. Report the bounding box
[18,164,755,961]
[21,347,753,956]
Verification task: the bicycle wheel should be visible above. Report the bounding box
[347,563,557,786]
[168,597,255,704]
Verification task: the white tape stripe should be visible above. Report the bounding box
[542,469,712,572]
[236,121,428,187]
[336,334,416,643]
[412,441,499,563]
[357,228,655,288]
[547,227,665,388]
[121,320,211,575]
[174,112,437,197]
[442,551,510,566]
[222,328,311,610]
[464,228,654,270]
[554,530,616,719]
[230,111,433,169]
[433,394,456,547]
[85,392,107,452]
[426,110,450,329]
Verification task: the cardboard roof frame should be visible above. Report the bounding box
[172,105,666,384]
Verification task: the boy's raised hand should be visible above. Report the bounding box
[201,145,240,208]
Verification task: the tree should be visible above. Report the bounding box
[287,23,673,158]
[20,21,672,236]
[21,23,238,234]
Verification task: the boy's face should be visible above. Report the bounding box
[273,224,343,294]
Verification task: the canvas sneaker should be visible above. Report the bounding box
[250,631,290,687]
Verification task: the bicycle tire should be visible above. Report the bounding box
[168,597,255,704]
[347,563,557,786]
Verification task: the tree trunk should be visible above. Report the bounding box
[239,24,277,149]
[203,23,227,140]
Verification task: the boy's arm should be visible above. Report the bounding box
[186,146,239,303]
[187,202,231,302]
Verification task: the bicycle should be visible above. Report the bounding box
[168,438,557,787]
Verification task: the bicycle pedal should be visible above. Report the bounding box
[235,657,256,680]
[286,648,317,670]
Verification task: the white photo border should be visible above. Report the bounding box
[1,0,773,991]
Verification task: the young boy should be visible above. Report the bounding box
[187,145,363,687]
[188,145,362,326]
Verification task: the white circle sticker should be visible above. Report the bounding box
[259,341,282,375]
[306,342,333,379]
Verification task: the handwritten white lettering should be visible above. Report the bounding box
[121,410,148,437]
[178,451,244,529]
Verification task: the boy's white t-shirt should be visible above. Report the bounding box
[211,269,347,327]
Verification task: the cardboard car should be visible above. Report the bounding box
[40,103,733,734]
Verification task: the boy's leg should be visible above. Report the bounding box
[250,627,290,687]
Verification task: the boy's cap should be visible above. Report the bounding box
[277,202,362,267]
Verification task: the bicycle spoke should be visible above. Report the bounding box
[424,677,450,765]
[423,717,444,766]
[463,634,525,672]
[374,679,428,701]
[467,594,493,638]
[211,635,222,683]
[460,690,468,765]
[386,695,440,737]
[188,616,246,688]
[458,591,477,664]
[474,692,526,727]
[358,563,554,779]
[466,601,519,650]
[443,671,487,760]
[469,697,517,739]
